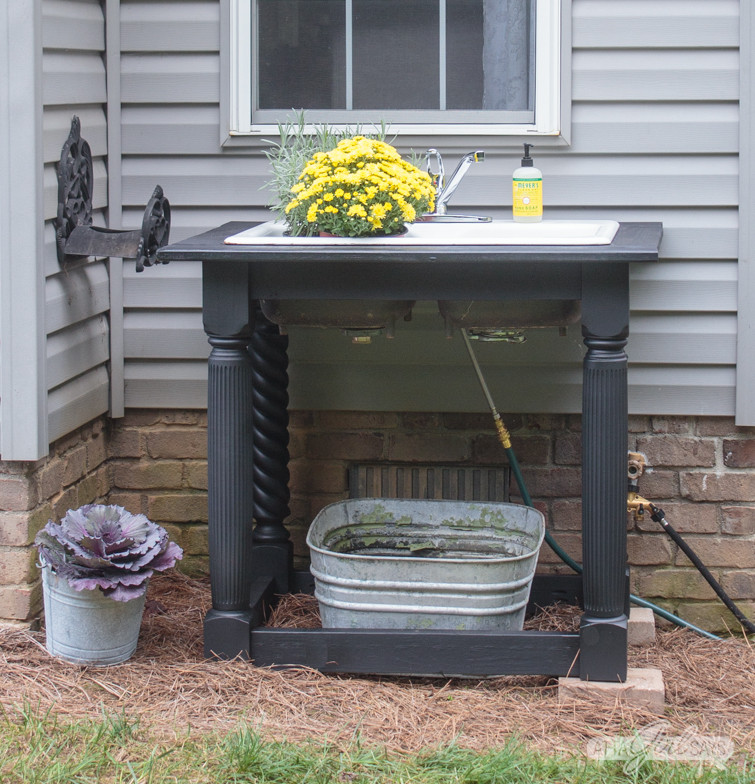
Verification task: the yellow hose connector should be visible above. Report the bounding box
[493,414,512,450]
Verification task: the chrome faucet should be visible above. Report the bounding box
[426,148,446,206]
[424,149,490,221]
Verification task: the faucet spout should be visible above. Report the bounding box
[426,149,485,215]
[426,148,445,200]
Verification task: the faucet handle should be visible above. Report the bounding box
[425,148,445,192]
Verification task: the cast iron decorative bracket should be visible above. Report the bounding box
[56,116,171,272]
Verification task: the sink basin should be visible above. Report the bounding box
[438,299,581,331]
[225,219,619,332]
[405,219,619,245]
[260,298,414,335]
[225,219,620,246]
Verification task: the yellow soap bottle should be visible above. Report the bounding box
[512,143,542,222]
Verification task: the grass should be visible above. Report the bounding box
[0,705,751,784]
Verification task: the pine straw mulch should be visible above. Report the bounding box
[1,571,753,759]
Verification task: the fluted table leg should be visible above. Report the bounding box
[201,262,255,659]
[579,263,630,682]
[207,335,254,610]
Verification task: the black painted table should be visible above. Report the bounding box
[157,221,663,681]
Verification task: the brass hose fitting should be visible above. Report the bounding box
[627,453,651,520]
[627,452,647,482]
[627,490,655,522]
[493,414,512,450]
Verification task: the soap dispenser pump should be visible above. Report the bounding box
[512,143,542,223]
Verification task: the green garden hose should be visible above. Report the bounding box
[460,328,721,641]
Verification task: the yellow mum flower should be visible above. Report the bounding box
[284,134,434,236]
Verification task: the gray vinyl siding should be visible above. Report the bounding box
[42,0,110,444]
[0,1,46,459]
[119,0,740,418]
[737,3,755,425]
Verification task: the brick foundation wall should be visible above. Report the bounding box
[2,410,754,633]
[0,419,109,624]
[108,411,210,577]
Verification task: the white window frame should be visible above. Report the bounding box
[228,0,562,138]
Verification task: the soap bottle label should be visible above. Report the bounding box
[512,177,543,218]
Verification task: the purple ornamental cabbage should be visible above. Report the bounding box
[35,504,183,602]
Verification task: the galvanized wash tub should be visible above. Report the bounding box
[306,498,545,631]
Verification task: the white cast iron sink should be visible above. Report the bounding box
[404,219,619,245]
[225,219,620,246]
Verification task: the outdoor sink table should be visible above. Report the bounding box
[157,220,663,682]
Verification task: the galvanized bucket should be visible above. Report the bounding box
[307,498,545,631]
[41,567,146,666]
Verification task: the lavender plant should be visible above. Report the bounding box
[35,504,183,602]
[263,110,392,235]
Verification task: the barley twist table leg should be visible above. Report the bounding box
[250,306,293,593]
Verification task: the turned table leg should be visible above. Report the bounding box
[579,263,630,682]
[201,262,256,658]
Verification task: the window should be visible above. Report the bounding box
[229,0,561,136]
